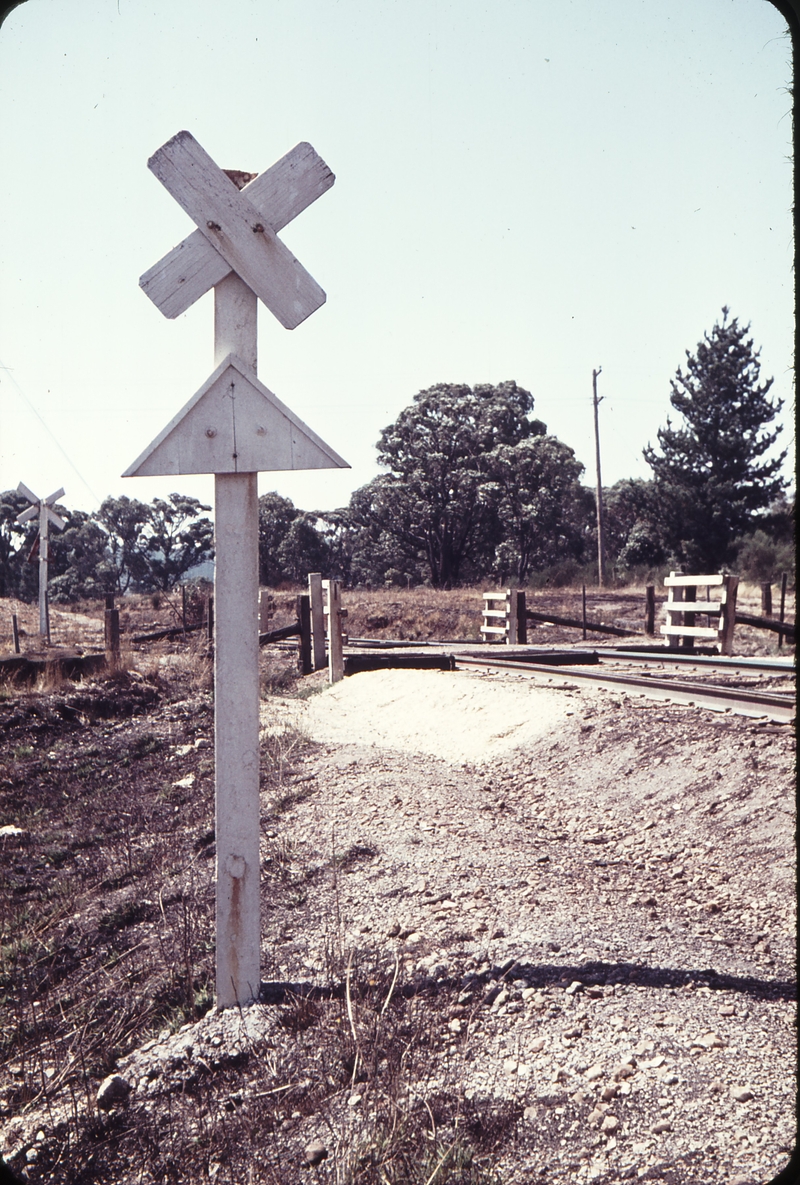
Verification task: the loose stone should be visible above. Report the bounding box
[96,1074,130,1110]
[302,1140,328,1167]
[613,1063,636,1081]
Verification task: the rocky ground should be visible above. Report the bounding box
[0,643,795,1184]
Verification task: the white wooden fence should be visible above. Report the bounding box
[662,572,738,655]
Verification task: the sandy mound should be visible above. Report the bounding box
[294,668,577,763]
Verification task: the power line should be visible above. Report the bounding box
[0,361,102,506]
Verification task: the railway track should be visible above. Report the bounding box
[454,651,796,723]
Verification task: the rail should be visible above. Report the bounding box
[455,654,795,723]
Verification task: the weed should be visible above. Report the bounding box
[127,731,163,759]
[13,745,33,759]
[294,674,327,699]
[98,900,150,934]
[278,991,321,1033]
[257,643,303,695]
[334,842,380,871]
[35,662,67,695]
[262,834,299,878]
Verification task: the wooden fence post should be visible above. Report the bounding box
[582,584,588,640]
[259,589,274,634]
[105,606,120,669]
[645,584,655,635]
[665,574,682,650]
[506,588,519,645]
[719,575,739,656]
[761,581,773,617]
[515,590,527,645]
[323,579,344,683]
[11,614,20,654]
[296,593,312,676]
[778,572,787,648]
[308,573,326,670]
[682,584,697,650]
[206,595,214,643]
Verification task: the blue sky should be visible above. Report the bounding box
[0,0,794,518]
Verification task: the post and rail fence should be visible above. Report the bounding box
[4,572,794,678]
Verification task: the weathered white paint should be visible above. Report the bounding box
[147,132,325,329]
[324,578,344,683]
[122,353,348,478]
[126,132,344,1011]
[16,482,39,511]
[214,470,261,1008]
[15,484,65,638]
[213,275,261,1009]
[140,142,334,320]
[308,573,326,671]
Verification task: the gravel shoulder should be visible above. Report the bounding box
[1,663,795,1184]
[254,669,796,1184]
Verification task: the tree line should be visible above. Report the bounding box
[0,310,793,602]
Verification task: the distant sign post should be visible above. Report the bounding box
[16,483,66,640]
[126,132,346,1008]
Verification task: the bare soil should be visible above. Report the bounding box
[0,590,795,1184]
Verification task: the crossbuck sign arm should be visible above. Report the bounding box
[140,133,333,329]
[140,141,334,321]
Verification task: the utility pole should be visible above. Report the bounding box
[592,368,606,588]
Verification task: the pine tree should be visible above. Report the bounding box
[643,308,787,570]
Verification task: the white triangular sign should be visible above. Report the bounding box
[123,354,348,477]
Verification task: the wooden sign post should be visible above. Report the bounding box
[126,132,347,1008]
[16,483,66,640]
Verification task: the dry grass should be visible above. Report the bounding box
[2,579,794,659]
[0,650,513,1183]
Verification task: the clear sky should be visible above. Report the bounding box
[0,0,794,520]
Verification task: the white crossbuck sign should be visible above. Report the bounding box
[16,483,66,638]
[139,133,334,327]
[126,131,346,1009]
[126,133,346,478]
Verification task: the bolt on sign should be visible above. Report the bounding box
[125,131,347,1008]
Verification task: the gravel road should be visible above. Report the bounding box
[255,669,796,1184]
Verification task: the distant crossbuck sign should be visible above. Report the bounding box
[16,483,66,637]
